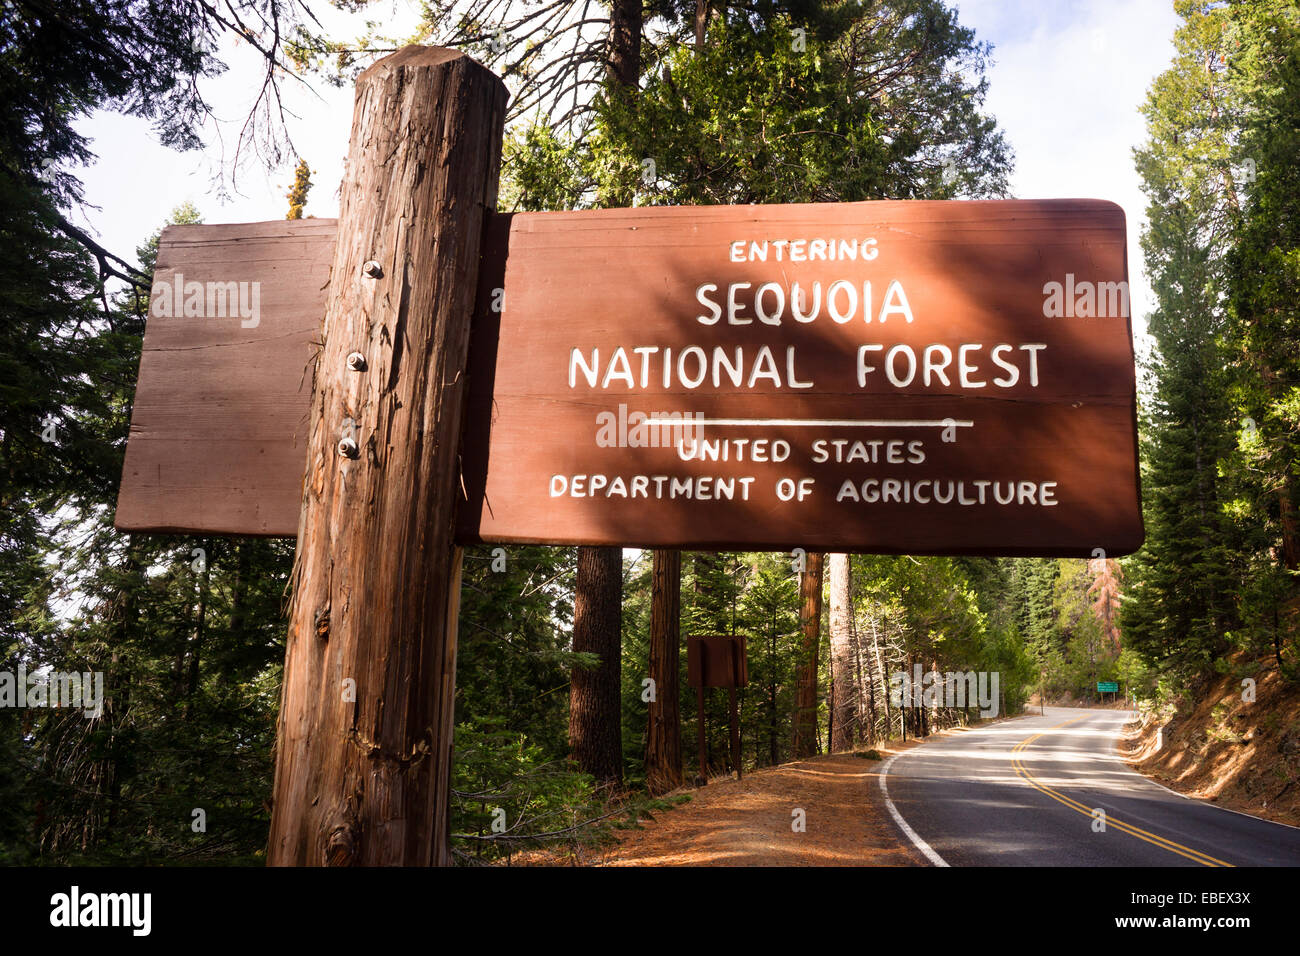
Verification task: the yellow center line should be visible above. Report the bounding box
[1010,714,1233,868]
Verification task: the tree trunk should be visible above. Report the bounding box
[1279,480,1300,572]
[862,625,877,746]
[828,553,855,752]
[792,551,824,758]
[930,658,941,732]
[569,546,624,785]
[184,541,210,719]
[228,541,251,637]
[768,614,779,765]
[645,550,682,794]
[607,0,642,88]
[268,47,506,867]
[694,0,709,50]
[869,610,891,739]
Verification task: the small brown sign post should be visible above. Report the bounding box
[686,635,748,781]
[114,48,1145,866]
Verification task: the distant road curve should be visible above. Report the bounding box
[881,706,1300,866]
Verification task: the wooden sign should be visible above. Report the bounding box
[117,199,1142,557]
[686,634,748,782]
[115,218,334,535]
[469,199,1142,556]
[686,635,749,689]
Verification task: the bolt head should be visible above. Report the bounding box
[346,351,367,372]
[362,260,383,279]
[337,437,360,460]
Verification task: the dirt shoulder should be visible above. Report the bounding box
[1121,660,1300,829]
[591,750,925,866]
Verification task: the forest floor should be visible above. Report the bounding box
[1122,657,1300,828]
[592,748,926,866]
[512,726,1018,866]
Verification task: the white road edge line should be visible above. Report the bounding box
[879,750,950,867]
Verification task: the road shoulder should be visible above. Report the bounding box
[592,751,927,866]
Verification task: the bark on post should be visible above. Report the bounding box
[569,546,624,784]
[792,551,824,758]
[268,46,507,867]
[645,549,683,794]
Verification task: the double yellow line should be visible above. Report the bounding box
[1010,714,1233,867]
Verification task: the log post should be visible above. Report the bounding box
[268,46,507,867]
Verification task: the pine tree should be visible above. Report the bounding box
[1124,2,1251,689]
[1221,2,1300,679]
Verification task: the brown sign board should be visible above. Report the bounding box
[115,219,333,536]
[116,199,1143,556]
[686,635,749,689]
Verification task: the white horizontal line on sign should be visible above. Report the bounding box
[692,419,974,428]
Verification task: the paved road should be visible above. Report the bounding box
[882,706,1300,866]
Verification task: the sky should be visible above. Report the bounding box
[72,0,1181,342]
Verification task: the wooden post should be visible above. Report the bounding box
[696,686,707,785]
[267,46,507,867]
[727,686,740,779]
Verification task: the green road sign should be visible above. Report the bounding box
[1097,681,1119,693]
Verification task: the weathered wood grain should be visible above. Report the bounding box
[470,198,1143,557]
[265,46,507,867]
[117,218,335,535]
[119,198,1143,557]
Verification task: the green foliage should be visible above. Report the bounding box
[603,12,1008,206]
[1125,0,1300,695]
[501,125,592,213]
[284,158,313,219]
[502,3,1011,210]
[1054,560,1117,695]
[622,548,1041,769]
[738,553,801,766]
[455,544,578,759]
[1221,3,1300,681]
[449,716,606,863]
